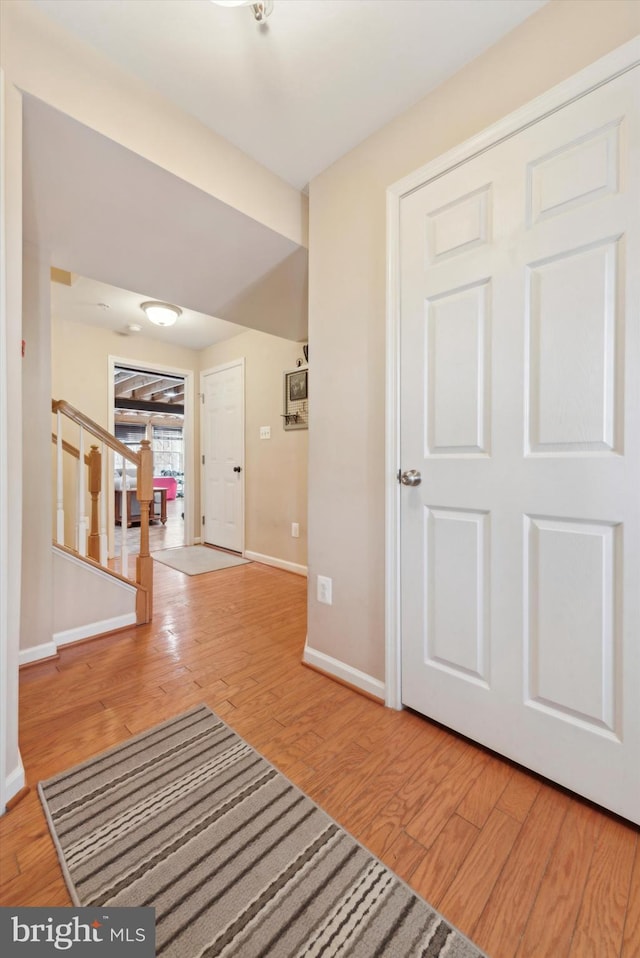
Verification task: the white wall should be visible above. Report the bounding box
[0,72,25,808]
[306,0,640,688]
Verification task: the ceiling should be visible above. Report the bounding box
[26,0,548,348]
[30,0,548,191]
[50,268,258,352]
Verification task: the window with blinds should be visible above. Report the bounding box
[152,426,183,476]
[115,423,146,447]
[114,423,146,472]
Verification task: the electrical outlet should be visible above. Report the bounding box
[317,575,332,605]
[259,426,271,440]
[291,522,299,538]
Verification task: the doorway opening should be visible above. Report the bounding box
[109,358,195,556]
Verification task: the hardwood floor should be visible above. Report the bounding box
[114,493,186,557]
[1,561,638,957]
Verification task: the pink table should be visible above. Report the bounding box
[152,476,178,500]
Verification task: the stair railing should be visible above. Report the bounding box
[51,399,153,624]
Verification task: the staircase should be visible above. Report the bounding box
[51,399,154,637]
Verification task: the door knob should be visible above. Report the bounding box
[400,469,421,486]
[233,466,242,473]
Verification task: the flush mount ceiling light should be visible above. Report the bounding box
[140,301,182,328]
[211,1,274,22]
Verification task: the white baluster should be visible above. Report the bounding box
[56,410,64,544]
[77,427,87,557]
[99,441,108,565]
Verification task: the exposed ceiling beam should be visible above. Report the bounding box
[133,377,182,401]
[115,374,165,397]
[115,397,185,415]
[152,388,185,403]
[115,369,139,384]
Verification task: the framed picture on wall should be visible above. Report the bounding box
[283,367,308,430]
[288,369,307,401]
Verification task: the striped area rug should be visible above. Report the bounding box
[39,704,486,958]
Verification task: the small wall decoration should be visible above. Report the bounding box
[283,367,308,430]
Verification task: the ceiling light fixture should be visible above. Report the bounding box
[140,301,182,328]
[211,1,274,22]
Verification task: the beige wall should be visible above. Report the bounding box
[306,0,640,683]
[199,330,308,569]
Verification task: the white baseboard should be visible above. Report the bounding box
[245,551,307,577]
[5,755,25,805]
[54,613,137,648]
[19,612,138,665]
[302,644,385,701]
[193,536,202,544]
[19,642,57,666]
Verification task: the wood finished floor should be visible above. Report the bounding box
[1,561,638,958]
[114,493,186,559]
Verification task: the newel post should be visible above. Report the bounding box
[136,440,153,623]
[87,445,102,562]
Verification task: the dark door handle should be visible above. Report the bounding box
[233,466,242,473]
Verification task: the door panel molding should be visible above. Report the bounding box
[523,514,620,738]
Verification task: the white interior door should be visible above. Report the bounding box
[399,66,640,823]
[202,361,244,553]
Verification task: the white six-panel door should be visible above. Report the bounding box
[399,65,640,823]
[201,361,245,553]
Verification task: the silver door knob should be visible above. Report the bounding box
[400,469,422,487]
